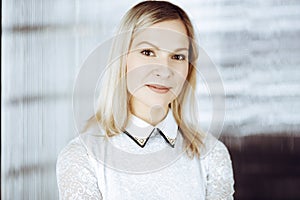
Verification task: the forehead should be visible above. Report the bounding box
[131,20,189,51]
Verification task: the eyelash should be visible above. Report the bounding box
[140,49,186,61]
[140,49,155,57]
[171,54,186,61]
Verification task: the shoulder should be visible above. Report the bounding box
[201,133,231,162]
[57,137,88,165]
[56,136,95,178]
[57,124,106,166]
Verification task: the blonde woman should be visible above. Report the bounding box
[56,1,234,199]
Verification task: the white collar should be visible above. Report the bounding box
[124,109,178,148]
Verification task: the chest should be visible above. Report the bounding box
[92,156,206,200]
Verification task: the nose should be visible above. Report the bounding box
[154,66,173,78]
[153,53,173,78]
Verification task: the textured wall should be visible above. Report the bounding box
[2,0,300,199]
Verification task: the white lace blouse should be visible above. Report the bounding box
[56,111,235,199]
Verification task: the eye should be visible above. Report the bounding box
[172,54,186,61]
[140,49,155,57]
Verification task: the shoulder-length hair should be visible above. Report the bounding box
[84,1,205,158]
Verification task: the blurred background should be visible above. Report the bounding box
[2,0,300,199]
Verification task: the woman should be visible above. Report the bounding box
[57,1,234,199]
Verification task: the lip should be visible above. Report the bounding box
[146,84,171,94]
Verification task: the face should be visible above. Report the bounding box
[126,19,189,113]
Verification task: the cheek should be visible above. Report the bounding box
[183,68,189,80]
[126,64,150,94]
[126,72,138,94]
[126,53,141,94]
[126,52,145,73]
[176,64,189,82]
[173,65,189,93]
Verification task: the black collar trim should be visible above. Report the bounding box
[123,128,177,148]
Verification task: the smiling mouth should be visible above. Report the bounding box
[146,84,171,94]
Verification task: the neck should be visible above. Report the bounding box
[130,102,169,126]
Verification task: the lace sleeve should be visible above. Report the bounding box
[204,140,235,200]
[56,138,103,200]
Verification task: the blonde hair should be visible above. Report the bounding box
[84,1,205,158]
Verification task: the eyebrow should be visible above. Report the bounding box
[135,41,189,52]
